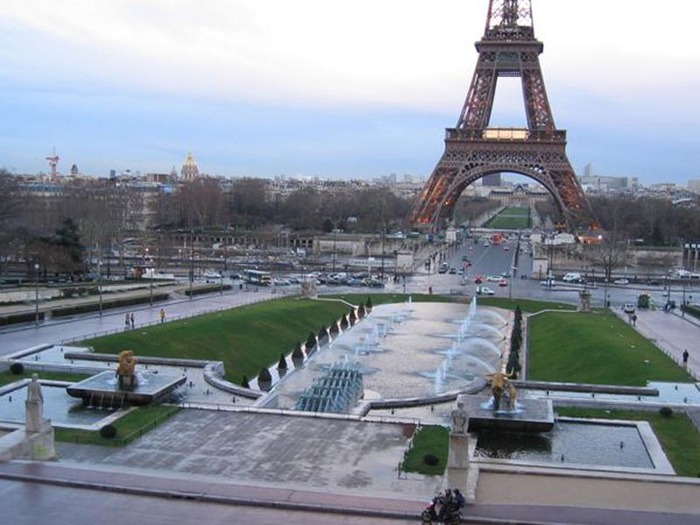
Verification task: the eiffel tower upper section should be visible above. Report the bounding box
[411,0,598,232]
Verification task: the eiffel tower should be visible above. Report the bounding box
[411,0,598,232]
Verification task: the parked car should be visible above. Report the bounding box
[476,285,495,295]
[623,303,636,314]
[614,278,630,285]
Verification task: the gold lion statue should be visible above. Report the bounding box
[486,370,517,411]
[116,350,137,377]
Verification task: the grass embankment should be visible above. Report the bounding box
[477,297,576,313]
[557,407,700,477]
[485,207,531,229]
[322,293,458,306]
[54,405,180,446]
[527,310,693,385]
[83,297,361,384]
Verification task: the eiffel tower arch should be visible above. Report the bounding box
[411,0,598,232]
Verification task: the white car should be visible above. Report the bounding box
[614,278,630,285]
[540,279,556,288]
[476,285,495,295]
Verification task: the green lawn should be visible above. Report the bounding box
[322,293,459,306]
[83,297,362,384]
[485,207,531,229]
[556,407,700,477]
[402,425,448,475]
[54,405,180,446]
[527,310,693,385]
[477,297,576,313]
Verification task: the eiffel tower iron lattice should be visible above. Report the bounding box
[411,0,598,232]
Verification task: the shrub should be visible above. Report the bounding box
[366,296,373,310]
[305,331,317,350]
[423,454,440,466]
[100,424,118,439]
[10,362,24,375]
[241,375,250,388]
[258,367,272,383]
[277,353,288,370]
[659,406,673,418]
[292,342,304,360]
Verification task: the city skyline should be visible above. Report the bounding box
[1,0,698,185]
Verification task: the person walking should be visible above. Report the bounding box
[159,308,166,324]
[130,312,135,329]
[125,313,130,331]
[682,349,690,369]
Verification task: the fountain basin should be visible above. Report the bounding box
[460,394,555,432]
[67,371,186,407]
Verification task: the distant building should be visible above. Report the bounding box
[688,180,700,194]
[180,152,200,181]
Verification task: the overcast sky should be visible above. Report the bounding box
[1,0,698,185]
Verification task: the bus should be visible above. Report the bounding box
[243,269,272,286]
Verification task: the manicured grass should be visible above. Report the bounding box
[322,293,459,306]
[556,407,700,477]
[527,310,693,385]
[485,207,531,229]
[402,425,449,476]
[82,298,354,384]
[0,370,92,387]
[54,405,180,446]
[478,297,576,313]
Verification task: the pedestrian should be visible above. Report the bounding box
[125,313,130,331]
[130,312,135,329]
[631,314,637,326]
[682,349,689,368]
[159,308,166,324]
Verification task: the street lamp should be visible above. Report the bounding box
[146,248,153,307]
[34,263,40,325]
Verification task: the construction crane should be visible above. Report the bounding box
[46,148,60,179]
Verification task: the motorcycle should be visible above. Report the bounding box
[420,496,462,524]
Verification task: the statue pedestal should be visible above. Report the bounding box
[446,431,478,504]
[27,420,57,460]
[448,432,470,469]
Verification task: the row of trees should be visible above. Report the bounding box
[2,168,699,279]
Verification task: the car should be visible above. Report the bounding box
[503,245,510,251]
[540,279,556,288]
[449,267,457,274]
[614,278,630,285]
[474,275,483,284]
[498,279,508,287]
[476,285,495,295]
[623,303,636,314]
[486,275,501,282]
[483,241,490,247]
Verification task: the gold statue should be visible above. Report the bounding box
[486,370,517,411]
[116,350,138,386]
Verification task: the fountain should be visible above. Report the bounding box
[67,349,186,407]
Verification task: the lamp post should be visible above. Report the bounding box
[220,256,224,296]
[98,258,103,316]
[189,232,194,299]
[146,247,153,307]
[34,263,40,325]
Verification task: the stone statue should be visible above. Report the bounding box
[451,395,469,435]
[25,374,44,432]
